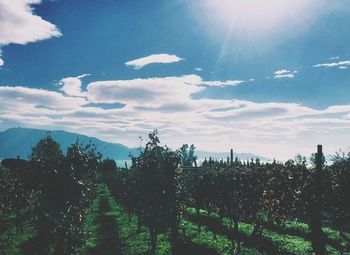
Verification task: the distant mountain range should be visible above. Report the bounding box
[0,127,138,160]
[0,127,268,161]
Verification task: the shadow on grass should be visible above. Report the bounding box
[0,210,32,237]
[261,221,347,252]
[174,239,220,255]
[186,212,294,255]
[21,235,50,255]
[127,238,220,255]
[87,196,122,255]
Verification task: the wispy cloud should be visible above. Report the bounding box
[202,80,244,87]
[314,60,350,69]
[87,75,203,106]
[195,67,203,71]
[0,58,3,66]
[273,69,298,79]
[0,0,61,65]
[0,86,87,112]
[2,74,350,159]
[59,74,90,97]
[125,54,183,69]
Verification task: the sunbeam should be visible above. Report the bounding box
[190,0,330,41]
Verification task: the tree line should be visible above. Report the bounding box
[1,131,350,254]
[103,131,350,255]
[0,134,102,254]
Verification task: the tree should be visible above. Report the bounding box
[180,144,197,167]
[328,150,350,247]
[131,130,181,254]
[26,134,66,253]
[308,145,326,255]
[30,132,64,167]
[99,158,118,172]
[25,136,100,254]
[61,141,101,253]
[0,159,30,233]
[0,165,28,234]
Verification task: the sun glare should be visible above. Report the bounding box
[195,0,324,39]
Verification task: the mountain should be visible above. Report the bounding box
[0,127,268,162]
[0,127,138,160]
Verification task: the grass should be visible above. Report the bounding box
[110,201,262,255]
[79,192,101,253]
[2,189,349,255]
[282,220,350,252]
[182,219,231,254]
[185,207,350,255]
[262,228,313,254]
[105,186,171,255]
[0,210,36,254]
[105,186,261,255]
[181,219,262,255]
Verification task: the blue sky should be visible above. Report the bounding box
[1,0,350,159]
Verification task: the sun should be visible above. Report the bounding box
[191,0,324,40]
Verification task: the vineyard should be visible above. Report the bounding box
[1,131,350,255]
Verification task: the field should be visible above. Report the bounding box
[1,135,350,255]
[2,182,349,255]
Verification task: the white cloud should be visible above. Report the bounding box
[273,69,298,79]
[0,0,61,46]
[0,0,61,62]
[314,60,350,68]
[2,73,350,160]
[195,67,203,71]
[59,74,90,97]
[0,57,3,66]
[0,86,87,110]
[125,54,183,69]
[202,80,244,87]
[86,75,203,106]
[274,70,289,75]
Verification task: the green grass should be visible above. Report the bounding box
[104,189,261,255]
[110,204,262,255]
[262,228,313,254]
[282,220,350,252]
[78,189,101,253]
[282,220,309,232]
[185,207,350,255]
[182,219,231,254]
[3,192,348,255]
[182,219,262,255]
[106,187,171,255]
[0,210,36,254]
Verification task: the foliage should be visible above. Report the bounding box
[180,144,197,167]
[1,134,101,254]
[2,132,350,255]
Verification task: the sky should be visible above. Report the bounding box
[1,0,350,160]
